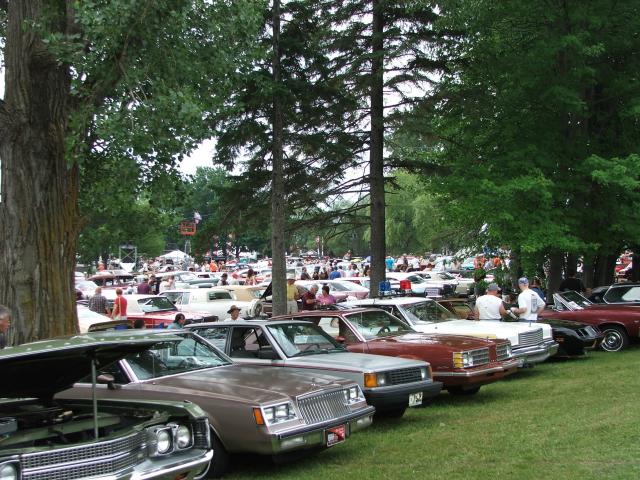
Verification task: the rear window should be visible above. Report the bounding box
[208,291,233,301]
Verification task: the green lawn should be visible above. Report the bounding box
[227,348,640,479]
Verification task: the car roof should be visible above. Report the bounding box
[349,297,432,306]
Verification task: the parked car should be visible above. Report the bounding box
[75,280,98,299]
[163,287,263,320]
[343,297,557,367]
[413,271,461,295]
[1,332,213,480]
[60,330,375,477]
[385,272,456,298]
[102,293,216,327]
[186,320,441,416]
[434,298,602,358]
[588,283,640,306]
[295,280,368,301]
[89,270,135,289]
[539,290,640,352]
[274,308,519,395]
[77,304,130,332]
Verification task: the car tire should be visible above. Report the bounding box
[205,431,231,478]
[447,386,481,396]
[600,326,629,352]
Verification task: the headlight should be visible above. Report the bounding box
[0,462,19,480]
[256,402,297,425]
[506,344,512,357]
[419,366,429,380]
[343,385,364,404]
[452,351,473,368]
[174,424,193,450]
[364,372,388,387]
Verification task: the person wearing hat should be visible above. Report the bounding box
[474,283,507,321]
[511,277,545,322]
[286,274,300,314]
[225,305,242,321]
[219,272,229,286]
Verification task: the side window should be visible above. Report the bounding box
[195,327,230,352]
[621,287,640,302]
[229,327,271,358]
[208,291,233,301]
[316,317,358,344]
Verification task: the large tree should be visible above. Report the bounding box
[0,0,259,343]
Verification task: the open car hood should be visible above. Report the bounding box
[0,331,181,399]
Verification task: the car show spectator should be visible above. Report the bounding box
[301,285,319,310]
[111,288,128,321]
[225,305,242,321]
[88,287,110,315]
[220,273,229,286]
[329,267,341,280]
[559,270,586,294]
[474,283,507,320]
[137,275,154,294]
[167,313,186,329]
[0,305,11,349]
[385,255,395,272]
[300,267,311,280]
[286,274,300,313]
[245,269,257,286]
[319,268,329,280]
[317,285,336,306]
[511,277,544,322]
[159,275,175,293]
[530,277,546,303]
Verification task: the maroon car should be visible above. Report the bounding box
[274,308,519,395]
[539,291,640,352]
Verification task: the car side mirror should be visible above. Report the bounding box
[97,373,118,390]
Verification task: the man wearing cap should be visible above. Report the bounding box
[286,274,300,314]
[511,277,545,322]
[225,305,242,321]
[474,283,507,321]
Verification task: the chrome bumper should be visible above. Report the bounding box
[512,340,559,366]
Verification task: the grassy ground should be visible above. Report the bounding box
[227,348,640,480]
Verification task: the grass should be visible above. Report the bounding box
[226,348,640,480]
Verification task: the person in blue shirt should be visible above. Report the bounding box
[168,313,186,329]
[385,256,395,272]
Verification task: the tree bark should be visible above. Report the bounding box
[547,252,563,299]
[0,0,79,344]
[270,0,287,316]
[368,0,386,298]
[593,253,616,287]
[582,254,595,289]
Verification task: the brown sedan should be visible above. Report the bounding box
[58,330,374,478]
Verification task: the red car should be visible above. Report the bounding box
[539,291,640,352]
[273,308,519,395]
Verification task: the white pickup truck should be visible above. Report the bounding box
[162,287,263,320]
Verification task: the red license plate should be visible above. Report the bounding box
[325,424,346,447]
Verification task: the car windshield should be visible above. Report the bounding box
[266,323,345,357]
[125,334,231,380]
[345,310,413,339]
[404,275,425,284]
[138,296,177,312]
[556,291,592,309]
[401,301,457,324]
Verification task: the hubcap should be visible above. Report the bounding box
[603,331,622,351]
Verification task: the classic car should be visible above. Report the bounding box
[588,283,640,306]
[295,280,367,301]
[274,309,519,395]
[102,293,216,327]
[77,304,130,332]
[345,297,558,366]
[385,272,456,298]
[75,280,98,299]
[1,332,212,480]
[162,287,263,320]
[186,320,441,416]
[60,331,374,477]
[413,271,462,296]
[89,270,135,289]
[539,290,640,352]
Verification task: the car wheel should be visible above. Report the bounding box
[447,386,481,396]
[205,431,231,478]
[600,326,629,352]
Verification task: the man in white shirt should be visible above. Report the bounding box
[511,277,544,322]
[474,283,507,320]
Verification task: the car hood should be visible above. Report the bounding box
[0,331,180,399]
[412,319,552,343]
[282,351,426,372]
[141,364,352,404]
[367,332,496,350]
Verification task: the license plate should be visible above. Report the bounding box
[409,392,423,407]
[325,425,346,447]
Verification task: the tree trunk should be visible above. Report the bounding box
[368,0,386,298]
[547,252,563,299]
[0,1,79,344]
[270,0,287,316]
[582,254,595,289]
[593,253,616,287]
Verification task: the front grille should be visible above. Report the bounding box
[518,328,543,347]
[467,347,490,366]
[298,389,350,425]
[387,367,423,385]
[22,431,145,480]
[496,342,512,361]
